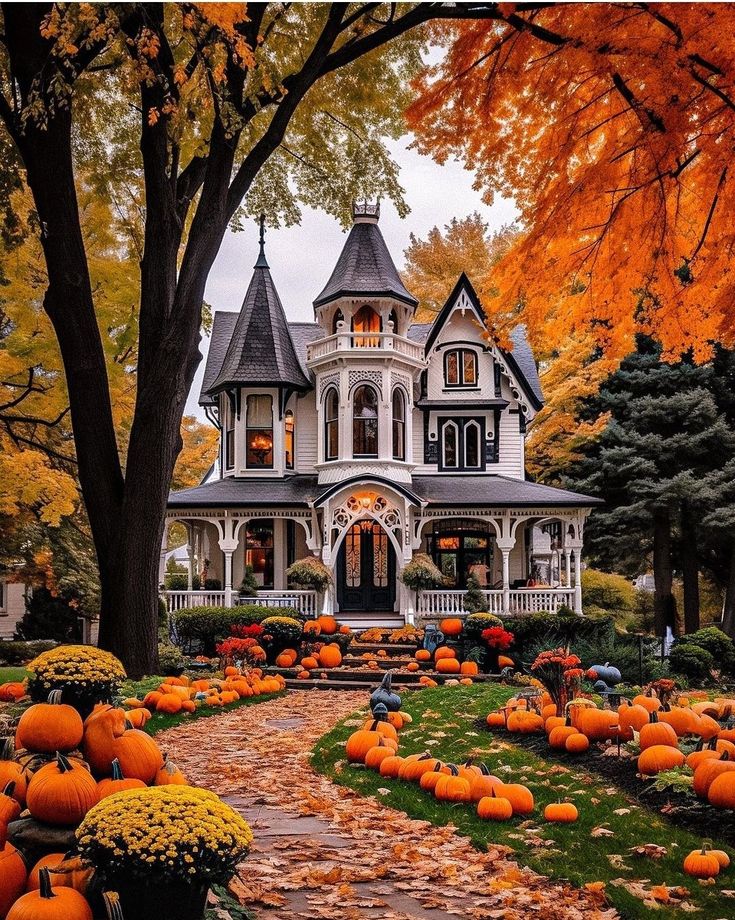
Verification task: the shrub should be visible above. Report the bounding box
[172,605,299,653]
[463,574,487,614]
[286,557,332,591]
[681,626,734,673]
[13,587,84,642]
[239,566,259,598]
[0,639,57,665]
[399,553,444,592]
[502,612,614,660]
[668,642,714,681]
[158,642,186,675]
[165,572,189,591]
[463,612,503,639]
[582,569,636,612]
[571,632,662,685]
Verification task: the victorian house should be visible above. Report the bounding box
[165,204,600,625]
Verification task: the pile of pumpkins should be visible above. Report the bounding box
[345,710,584,824]
[413,645,480,682]
[127,669,285,715]
[0,691,190,919]
[487,691,735,809]
[278,643,344,679]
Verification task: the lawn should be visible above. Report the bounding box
[0,666,29,683]
[311,684,733,920]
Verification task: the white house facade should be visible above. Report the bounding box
[165,204,601,625]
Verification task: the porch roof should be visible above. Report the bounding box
[168,475,319,508]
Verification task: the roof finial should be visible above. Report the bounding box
[255,213,269,268]
[352,200,380,223]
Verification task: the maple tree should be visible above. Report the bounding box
[0,3,519,675]
[409,4,735,363]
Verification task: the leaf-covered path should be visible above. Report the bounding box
[159,691,616,919]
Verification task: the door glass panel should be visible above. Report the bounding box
[373,525,388,587]
[345,524,361,587]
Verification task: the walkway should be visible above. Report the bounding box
[159,691,616,920]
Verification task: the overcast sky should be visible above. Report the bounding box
[187,136,519,419]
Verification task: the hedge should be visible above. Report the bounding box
[0,639,58,665]
[172,604,300,652]
[500,611,615,659]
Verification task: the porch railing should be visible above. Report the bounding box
[307,331,425,363]
[163,589,317,617]
[418,587,576,617]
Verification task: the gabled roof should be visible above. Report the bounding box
[313,216,418,309]
[422,273,544,409]
[206,253,311,398]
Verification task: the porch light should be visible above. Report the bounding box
[250,433,273,463]
[360,495,372,508]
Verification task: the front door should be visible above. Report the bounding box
[337,520,396,612]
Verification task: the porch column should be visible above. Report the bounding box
[321,543,335,615]
[158,537,168,590]
[186,525,194,591]
[496,538,515,615]
[273,518,286,590]
[223,550,234,607]
[573,549,583,614]
[564,549,572,588]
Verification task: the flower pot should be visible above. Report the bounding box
[105,875,209,920]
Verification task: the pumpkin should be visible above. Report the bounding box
[275,652,296,668]
[496,783,534,815]
[122,698,143,709]
[379,755,405,778]
[339,625,352,634]
[507,710,544,734]
[710,849,731,869]
[370,672,401,712]
[364,739,395,771]
[7,868,93,920]
[434,646,456,661]
[617,701,650,739]
[477,790,513,820]
[361,717,398,743]
[415,649,431,662]
[318,646,342,668]
[497,655,515,669]
[142,691,163,709]
[154,754,187,786]
[346,722,384,763]
[83,706,163,782]
[123,708,152,729]
[420,761,451,791]
[687,748,720,771]
[406,662,420,672]
[708,771,735,808]
[15,691,84,755]
[316,615,338,635]
[439,618,463,637]
[544,716,565,734]
[587,663,621,685]
[0,683,26,703]
[658,705,701,737]
[544,802,579,823]
[26,854,91,894]
[564,733,590,754]
[296,670,310,680]
[639,711,678,750]
[697,714,721,741]
[436,658,461,675]
[460,661,479,676]
[469,763,502,802]
[693,753,735,799]
[486,710,507,729]
[399,754,440,782]
[0,740,27,807]
[301,657,319,671]
[434,766,472,803]
[632,693,661,713]
[155,693,183,714]
[637,744,685,775]
[0,783,21,849]
[96,758,146,800]
[420,677,438,688]
[576,707,619,742]
[683,844,720,879]
[386,711,404,728]
[26,752,98,826]
[398,711,413,724]
[0,842,27,920]
[548,723,577,750]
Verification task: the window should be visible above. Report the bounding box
[352,305,381,347]
[439,417,485,471]
[325,388,339,461]
[353,384,379,457]
[444,348,478,388]
[427,522,493,588]
[388,308,399,335]
[332,308,344,335]
[245,520,274,588]
[285,409,295,470]
[392,389,405,461]
[224,394,235,471]
[246,394,273,468]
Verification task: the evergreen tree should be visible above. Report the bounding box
[564,336,735,637]
[463,574,488,614]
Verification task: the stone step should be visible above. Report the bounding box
[348,642,418,654]
[285,678,421,692]
[264,664,500,687]
[341,656,420,669]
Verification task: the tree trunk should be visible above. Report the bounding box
[652,508,677,638]
[722,541,735,640]
[681,505,700,634]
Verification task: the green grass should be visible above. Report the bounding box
[0,666,29,683]
[311,685,733,920]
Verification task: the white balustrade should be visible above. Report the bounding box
[163,589,317,617]
[307,332,424,363]
[417,588,576,618]
[165,591,226,613]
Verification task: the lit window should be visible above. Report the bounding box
[353,385,379,457]
[444,349,478,387]
[285,409,295,470]
[225,394,235,471]
[352,305,381,347]
[246,394,273,468]
[392,389,405,461]
[325,388,339,461]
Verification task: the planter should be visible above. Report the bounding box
[104,875,209,920]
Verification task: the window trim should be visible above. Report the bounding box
[438,416,486,471]
[444,348,478,388]
[352,383,379,458]
[391,388,406,461]
[463,419,482,469]
[324,387,340,461]
[441,419,459,469]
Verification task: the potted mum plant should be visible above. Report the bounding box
[26,644,126,716]
[286,556,332,592]
[76,786,253,920]
[399,553,444,616]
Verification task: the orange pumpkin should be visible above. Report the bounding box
[301,656,319,670]
[406,662,420,672]
[83,706,163,782]
[155,693,183,714]
[154,754,188,786]
[317,615,338,635]
[0,842,28,918]
[415,649,431,662]
[496,782,534,815]
[439,618,463,637]
[15,691,84,755]
[460,661,479,676]
[639,712,678,750]
[96,758,146,800]
[486,710,507,729]
[364,740,396,771]
[346,722,384,763]
[638,744,685,775]
[275,652,295,668]
[0,683,26,703]
[8,867,93,920]
[436,658,461,674]
[26,852,91,893]
[497,655,515,669]
[434,646,456,661]
[318,645,342,668]
[379,755,405,778]
[564,732,590,754]
[26,752,98,826]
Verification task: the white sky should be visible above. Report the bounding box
[187,136,519,419]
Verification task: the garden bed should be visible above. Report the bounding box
[312,684,733,920]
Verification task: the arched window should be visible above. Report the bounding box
[284,409,295,470]
[442,420,458,468]
[444,349,478,388]
[353,385,379,457]
[388,308,399,336]
[464,420,481,469]
[331,308,344,335]
[352,305,381,347]
[324,388,339,461]
[246,395,273,468]
[392,389,405,461]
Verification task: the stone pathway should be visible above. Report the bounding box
[159,691,616,920]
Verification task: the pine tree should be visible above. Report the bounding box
[463,574,488,614]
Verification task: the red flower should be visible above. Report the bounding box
[216,637,258,658]
[481,626,514,650]
[230,624,264,639]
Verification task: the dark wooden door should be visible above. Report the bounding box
[337,521,396,612]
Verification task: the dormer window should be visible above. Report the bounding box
[285,409,295,470]
[353,384,379,457]
[246,394,273,468]
[445,348,478,388]
[325,388,339,461]
[439,417,485,471]
[352,305,381,347]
